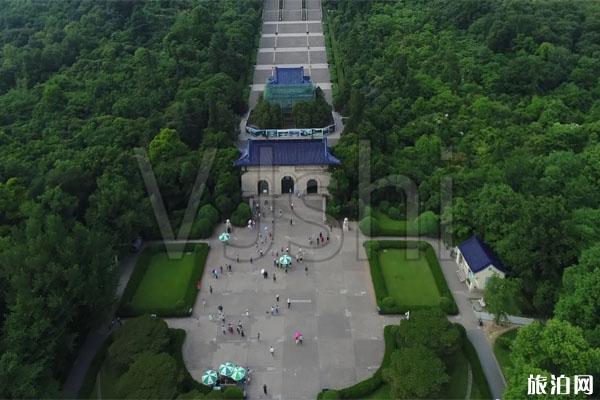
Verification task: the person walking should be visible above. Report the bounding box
[276,294,279,302]
[220,265,223,274]
[269,346,274,356]
[263,384,268,395]
[222,324,226,335]
[209,285,213,294]
[290,218,293,225]
[273,273,277,282]
[287,298,291,309]
[257,332,260,341]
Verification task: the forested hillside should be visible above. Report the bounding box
[0,0,260,396]
[325,0,600,394]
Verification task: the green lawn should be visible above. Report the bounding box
[494,329,519,377]
[378,249,441,306]
[129,252,196,312]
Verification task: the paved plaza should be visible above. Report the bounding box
[165,197,397,399]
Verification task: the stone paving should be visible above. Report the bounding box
[165,197,397,399]
[240,0,345,146]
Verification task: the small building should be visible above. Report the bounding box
[455,235,506,291]
[234,138,339,197]
[263,66,315,111]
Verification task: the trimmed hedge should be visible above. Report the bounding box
[230,203,252,227]
[364,240,458,315]
[359,209,440,238]
[318,326,398,400]
[359,216,380,236]
[190,204,220,239]
[118,243,210,317]
[455,325,493,399]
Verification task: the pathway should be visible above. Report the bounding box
[239,0,344,145]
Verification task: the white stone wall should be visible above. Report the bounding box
[473,265,505,290]
[240,165,332,196]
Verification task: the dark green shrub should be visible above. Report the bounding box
[116,352,181,399]
[177,390,206,399]
[190,217,214,239]
[320,390,341,399]
[378,201,390,214]
[215,195,234,217]
[387,206,401,220]
[108,315,171,372]
[198,204,219,225]
[416,211,439,236]
[223,387,244,399]
[382,297,396,309]
[439,297,453,314]
[359,216,380,236]
[231,203,252,226]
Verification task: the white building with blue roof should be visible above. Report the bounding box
[455,235,506,290]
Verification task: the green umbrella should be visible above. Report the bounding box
[218,362,236,376]
[230,366,246,382]
[201,370,218,386]
[219,232,231,242]
[279,254,292,266]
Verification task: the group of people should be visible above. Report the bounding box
[308,231,330,247]
[211,264,232,279]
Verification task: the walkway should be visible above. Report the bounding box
[239,0,344,145]
[165,197,397,399]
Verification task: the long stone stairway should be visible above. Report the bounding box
[240,0,344,144]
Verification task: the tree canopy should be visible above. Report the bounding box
[0,0,261,396]
[325,0,600,317]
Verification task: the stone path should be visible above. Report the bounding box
[165,197,397,399]
[239,0,345,145]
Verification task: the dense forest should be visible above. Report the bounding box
[0,0,261,396]
[325,0,600,395]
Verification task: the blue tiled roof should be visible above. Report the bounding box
[269,67,311,85]
[234,139,340,167]
[458,235,505,273]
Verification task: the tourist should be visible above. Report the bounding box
[273,273,277,282]
[291,202,294,210]
[220,265,223,274]
[245,308,250,317]
[270,306,274,315]
[209,285,213,294]
[222,324,226,335]
[263,384,268,395]
[275,304,279,314]
[257,332,260,341]
[269,346,274,356]
[276,294,279,302]
[287,298,291,309]
[305,266,308,275]
[236,254,239,263]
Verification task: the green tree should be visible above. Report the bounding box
[383,346,448,399]
[395,308,459,355]
[484,276,521,323]
[116,352,182,399]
